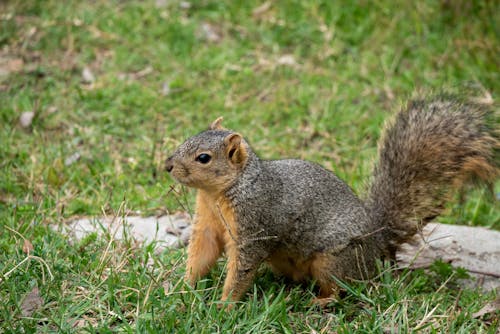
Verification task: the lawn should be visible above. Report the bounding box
[0,0,499,332]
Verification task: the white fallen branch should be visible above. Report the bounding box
[56,213,192,250]
[397,223,500,291]
[54,216,500,291]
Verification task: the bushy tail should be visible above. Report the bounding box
[365,95,499,256]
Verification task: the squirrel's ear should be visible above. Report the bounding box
[224,133,247,166]
[209,117,225,130]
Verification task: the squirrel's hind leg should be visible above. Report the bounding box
[310,253,340,306]
[268,251,340,305]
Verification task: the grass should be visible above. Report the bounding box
[0,0,499,332]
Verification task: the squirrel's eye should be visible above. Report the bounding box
[196,153,211,164]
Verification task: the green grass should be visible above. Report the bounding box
[1,0,499,332]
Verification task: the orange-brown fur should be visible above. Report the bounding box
[184,189,248,302]
[184,191,226,285]
[267,251,312,282]
[310,254,340,300]
[267,251,340,300]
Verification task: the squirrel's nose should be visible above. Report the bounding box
[165,156,174,172]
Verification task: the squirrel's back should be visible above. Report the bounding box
[226,158,376,253]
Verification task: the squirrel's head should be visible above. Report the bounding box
[166,117,250,193]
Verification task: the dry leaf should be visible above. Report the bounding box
[19,111,34,128]
[162,280,172,294]
[134,66,153,78]
[277,54,296,66]
[0,57,24,77]
[73,319,87,328]
[179,1,191,9]
[82,67,95,83]
[252,2,272,18]
[22,239,34,254]
[64,152,81,166]
[200,23,221,43]
[161,81,171,96]
[472,296,500,318]
[47,106,58,114]
[117,67,153,82]
[73,315,98,328]
[21,287,43,317]
[155,0,168,8]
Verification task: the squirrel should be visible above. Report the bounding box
[165,95,499,305]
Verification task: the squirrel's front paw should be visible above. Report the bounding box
[217,300,237,311]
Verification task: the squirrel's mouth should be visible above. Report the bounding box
[170,170,188,184]
[170,169,200,188]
